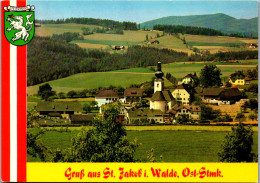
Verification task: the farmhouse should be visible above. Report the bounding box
[125,108,170,124]
[70,114,95,125]
[35,23,41,27]
[197,87,241,105]
[35,102,83,117]
[123,88,143,103]
[95,90,119,107]
[172,84,190,105]
[168,104,201,121]
[112,45,125,50]
[148,39,159,45]
[182,73,197,84]
[229,71,245,86]
[248,43,258,48]
[150,62,175,113]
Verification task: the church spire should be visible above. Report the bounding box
[155,61,164,79]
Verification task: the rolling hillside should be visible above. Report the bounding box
[27,60,258,95]
[141,13,258,37]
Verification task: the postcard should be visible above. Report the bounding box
[1,0,259,182]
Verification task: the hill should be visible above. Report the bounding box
[141,13,258,37]
[27,60,258,95]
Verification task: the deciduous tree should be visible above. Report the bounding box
[200,65,222,87]
[218,123,256,162]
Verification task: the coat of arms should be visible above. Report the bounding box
[4,5,35,46]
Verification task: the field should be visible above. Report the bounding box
[27,60,258,95]
[27,126,258,162]
[148,35,194,55]
[27,69,155,95]
[35,24,258,56]
[182,34,258,54]
[161,60,258,80]
[35,23,102,37]
[82,30,163,42]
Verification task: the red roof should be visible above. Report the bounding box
[96,90,119,98]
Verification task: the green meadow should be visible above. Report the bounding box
[27,127,258,162]
[70,39,139,46]
[27,61,257,95]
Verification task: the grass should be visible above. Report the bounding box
[27,126,258,162]
[54,98,95,102]
[27,70,155,95]
[162,61,258,79]
[27,96,42,102]
[83,30,163,42]
[188,42,245,47]
[70,39,139,46]
[35,23,102,37]
[110,67,154,73]
[147,35,194,55]
[183,34,254,44]
[27,61,258,95]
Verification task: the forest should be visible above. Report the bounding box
[28,36,258,86]
[36,17,138,30]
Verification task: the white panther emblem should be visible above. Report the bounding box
[6,14,33,42]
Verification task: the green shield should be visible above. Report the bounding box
[4,11,35,46]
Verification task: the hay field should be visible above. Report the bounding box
[83,30,163,42]
[149,35,194,55]
[74,42,109,49]
[183,34,255,44]
[35,23,102,37]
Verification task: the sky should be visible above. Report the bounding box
[28,1,258,23]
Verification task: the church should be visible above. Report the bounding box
[150,62,175,113]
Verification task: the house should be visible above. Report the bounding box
[197,87,241,105]
[70,114,95,125]
[123,88,143,103]
[150,62,175,113]
[35,102,83,118]
[125,108,170,124]
[148,39,159,45]
[172,84,190,105]
[168,104,201,121]
[229,71,245,86]
[182,73,197,84]
[35,23,41,27]
[228,60,239,63]
[112,45,125,50]
[95,90,119,107]
[248,43,258,48]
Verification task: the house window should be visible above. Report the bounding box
[157,84,159,88]
[106,98,108,101]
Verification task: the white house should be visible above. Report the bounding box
[95,90,119,107]
[172,84,190,105]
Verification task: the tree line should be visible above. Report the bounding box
[36,17,138,30]
[153,24,257,38]
[28,36,258,86]
[153,24,224,36]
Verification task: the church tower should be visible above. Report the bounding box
[154,62,164,93]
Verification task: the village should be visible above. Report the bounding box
[33,61,258,127]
